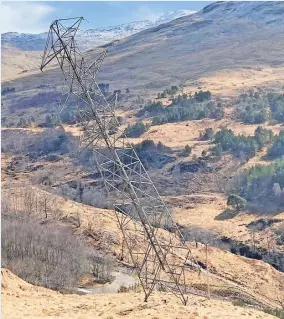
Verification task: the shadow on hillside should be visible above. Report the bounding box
[215,204,284,220]
[244,203,284,217]
[214,209,239,221]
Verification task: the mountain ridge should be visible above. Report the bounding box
[1,10,196,52]
[2,1,284,87]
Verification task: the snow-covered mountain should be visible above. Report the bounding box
[2,32,48,51]
[154,10,196,25]
[200,1,284,25]
[1,10,195,51]
[3,1,283,83]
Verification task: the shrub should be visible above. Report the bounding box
[232,300,250,308]
[118,285,128,293]
[274,223,284,245]
[182,145,192,157]
[213,126,273,159]
[157,92,166,99]
[268,131,284,158]
[98,83,110,93]
[239,159,284,205]
[211,144,223,157]
[124,121,148,138]
[236,92,269,124]
[45,114,55,127]
[214,128,257,158]
[60,108,78,124]
[133,140,173,169]
[263,308,284,319]
[143,101,164,115]
[254,126,274,149]
[17,117,27,128]
[240,103,268,124]
[1,87,15,95]
[157,86,179,98]
[194,90,212,102]
[1,128,74,156]
[267,92,284,123]
[152,98,223,125]
[168,85,179,95]
[227,194,247,211]
[201,128,214,140]
[142,90,223,125]
[237,91,284,124]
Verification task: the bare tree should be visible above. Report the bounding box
[181,226,217,299]
[2,214,94,290]
[40,192,53,219]
[87,253,114,283]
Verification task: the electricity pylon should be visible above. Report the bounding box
[40,17,200,305]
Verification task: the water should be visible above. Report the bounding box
[76,271,138,294]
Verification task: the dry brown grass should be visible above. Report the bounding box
[1,45,56,82]
[183,67,284,97]
[1,268,278,319]
[3,180,284,309]
[170,193,284,248]
[116,116,282,159]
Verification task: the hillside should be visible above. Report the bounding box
[2,268,278,319]
[1,10,194,82]
[2,128,284,308]
[2,1,284,128]
[2,2,284,92]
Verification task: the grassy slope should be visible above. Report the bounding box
[2,268,278,319]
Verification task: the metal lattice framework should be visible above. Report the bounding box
[40,17,201,305]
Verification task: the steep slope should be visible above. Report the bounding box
[97,1,284,91]
[200,1,284,24]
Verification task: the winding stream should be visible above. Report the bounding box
[76,271,138,294]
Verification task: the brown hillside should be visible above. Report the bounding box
[1,268,278,319]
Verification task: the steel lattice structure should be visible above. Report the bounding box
[40,17,200,305]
